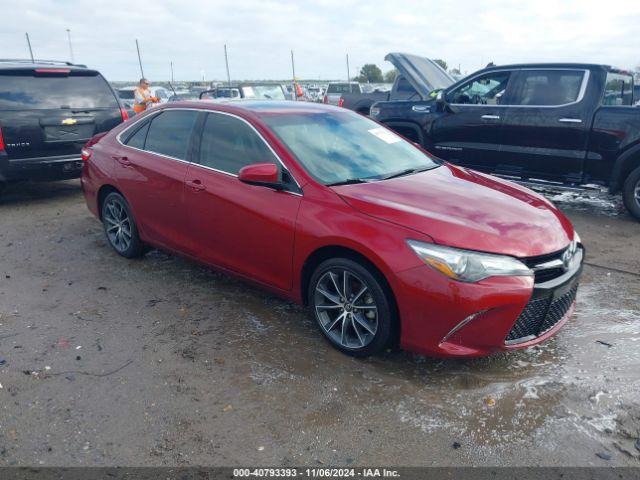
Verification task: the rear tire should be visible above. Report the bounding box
[101,192,145,258]
[622,165,640,221]
[308,257,395,357]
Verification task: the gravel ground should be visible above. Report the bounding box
[0,180,638,467]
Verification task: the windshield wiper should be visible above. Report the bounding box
[379,167,432,180]
[327,178,372,187]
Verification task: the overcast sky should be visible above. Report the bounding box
[2,0,639,81]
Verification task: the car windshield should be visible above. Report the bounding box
[262,110,439,185]
[118,90,135,100]
[327,84,360,94]
[242,85,285,100]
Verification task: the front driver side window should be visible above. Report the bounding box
[197,112,278,175]
[447,71,511,105]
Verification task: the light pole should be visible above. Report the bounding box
[66,29,74,63]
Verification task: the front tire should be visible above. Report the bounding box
[101,192,145,258]
[308,258,395,357]
[622,165,640,221]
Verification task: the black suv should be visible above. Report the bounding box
[0,60,127,192]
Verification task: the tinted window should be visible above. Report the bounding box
[0,71,119,110]
[118,89,135,100]
[510,70,584,106]
[603,72,633,106]
[198,113,277,174]
[125,121,150,149]
[144,110,198,160]
[263,110,438,185]
[447,71,511,105]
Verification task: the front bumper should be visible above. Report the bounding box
[394,247,583,358]
[1,154,84,181]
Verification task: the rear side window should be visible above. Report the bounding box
[0,71,119,110]
[125,122,150,149]
[144,110,198,160]
[510,70,585,106]
[197,112,277,174]
[603,72,634,106]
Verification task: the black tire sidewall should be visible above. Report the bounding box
[308,257,394,357]
[623,166,640,221]
[101,192,143,258]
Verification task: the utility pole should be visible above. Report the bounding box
[135,39,144,78]
[291,50,296,101]
[25,33,34,62]
[66,29,74,63]
[346,54,351,93]
[224,44,231,88]
[170,61,174,83]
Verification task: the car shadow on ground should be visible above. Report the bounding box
[0,179,82,206]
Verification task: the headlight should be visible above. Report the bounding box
[407,240,533,283]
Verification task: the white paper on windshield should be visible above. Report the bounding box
[368,127,402,144]
[243,86,255,97]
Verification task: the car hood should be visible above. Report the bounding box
[332,165,574,258]
[385,52,456,100]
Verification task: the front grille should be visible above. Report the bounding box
[505,284,578,344]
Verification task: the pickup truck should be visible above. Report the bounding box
[339,54,455,115]
[370,54,640,220]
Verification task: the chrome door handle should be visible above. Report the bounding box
[558,118,582,123]
[481,114,500,120]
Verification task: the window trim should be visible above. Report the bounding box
[446,68,590,108]
[116,107,302,195]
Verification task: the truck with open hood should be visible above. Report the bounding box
[370,54,640,220]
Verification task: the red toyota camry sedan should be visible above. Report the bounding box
[81,101,583,358]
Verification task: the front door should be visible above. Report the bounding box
[500,69,590,183]
[430,70,515,172]
[184,111,302,292]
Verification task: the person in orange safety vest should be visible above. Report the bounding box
[133,78,159,114]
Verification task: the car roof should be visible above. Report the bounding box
[163,100,343,117]
[0,59,92,71]
[481,62,614,72]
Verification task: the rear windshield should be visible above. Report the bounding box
[0,71,119,110]
[327,84,360,94]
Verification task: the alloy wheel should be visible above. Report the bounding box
[314,269,378,349]
[104,197,133,253]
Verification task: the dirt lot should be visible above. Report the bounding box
[0,180,639,467]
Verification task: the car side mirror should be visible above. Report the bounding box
[435,90,449,112]
[238,163,283,190]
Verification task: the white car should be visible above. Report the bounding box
[117,86,171,109]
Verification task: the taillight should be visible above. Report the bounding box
[0,126,5,152]
[323,95,328,104]
[81,147,92,162]
[120,107,129,122]
[338,97,344,108]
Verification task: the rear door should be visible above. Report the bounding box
[0,69,122,161]
[430,70,516,170]
[116,109,199,252]
[499,69,591,182]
